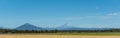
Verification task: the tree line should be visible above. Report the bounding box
[1,28,120,34]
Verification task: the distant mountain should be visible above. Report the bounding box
[15,23,43,30]
[56,25,78,30]
[56,26,90,30]
[56,23,83,30]
[56,26,110,30]
[56,24,110,30]
[45,27,55,30]
[15,23,110,30]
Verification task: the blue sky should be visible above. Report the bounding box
[0,0,120,28]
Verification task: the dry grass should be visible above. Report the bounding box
[0,34,120,38]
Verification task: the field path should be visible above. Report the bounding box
[0,34,120,38]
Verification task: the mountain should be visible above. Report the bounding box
[56,23,82,30]
[15,23,110,30]
[15,23,43,30]
[56,26,110,30]
[45,27,55,30]
[56,24,110,30]
[56,25,89,30]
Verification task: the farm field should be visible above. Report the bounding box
[0,34,120,38]
[1,32,120,38]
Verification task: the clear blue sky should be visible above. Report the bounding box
[0,0,120,28]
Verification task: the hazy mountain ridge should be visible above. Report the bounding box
[15,23,44,30]
[15,23,111,30]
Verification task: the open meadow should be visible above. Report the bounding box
[1,32,120,38]
[0,34,120,38]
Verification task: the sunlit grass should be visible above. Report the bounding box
[1,32,120,36]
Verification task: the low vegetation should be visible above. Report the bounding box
[1,28,120,35]
[0,29,120,33]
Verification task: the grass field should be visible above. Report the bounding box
[1,34,120,38]
[1,32,120,38]
[5,32,120,36]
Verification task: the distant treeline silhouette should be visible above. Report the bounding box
[0,28,120,34]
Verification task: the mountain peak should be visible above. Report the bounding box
[23,23,32,26]
[15,23,43,30]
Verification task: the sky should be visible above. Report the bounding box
[0,0,120,28]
